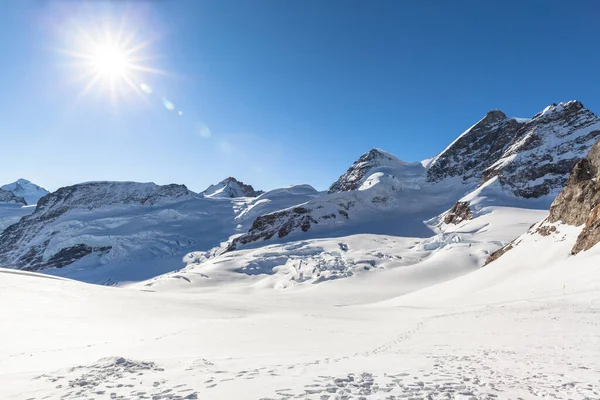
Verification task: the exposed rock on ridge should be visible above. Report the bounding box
[547,138,600,254]
[427,110,524,184]
[443,201,473,225]
[329,149,401,193]
[429,101,600,198]
[0,189,27,205]
[202,177,264,198]
[0,181,193,271]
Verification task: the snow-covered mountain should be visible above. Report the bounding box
[1,178,49,205]
[0,181,317,283]
[226,101,600,250]
[1,100,599,287]
[3,107,600,400]
[428,100,600,198]
[202,177,264,198]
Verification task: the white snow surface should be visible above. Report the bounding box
[0,203,34,232]
[1,178,49,205]
[14,184,319,285]
[2,199,599,399]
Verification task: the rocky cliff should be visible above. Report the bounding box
[0,189,27,205]
[429,101,600,198]
[486,137,600,264]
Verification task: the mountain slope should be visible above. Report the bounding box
[0,188,26,205]
[1,179,49,205]
[0,181,317,283]
[202,177,264,198]
[429,100,600,198]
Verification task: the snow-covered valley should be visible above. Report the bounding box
[1,100,600,399]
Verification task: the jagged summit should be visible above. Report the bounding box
[202,177,264,198]
[426,109,523,184]
[428,100,600,198]
[1,178,48,205]
[328,148,425,193]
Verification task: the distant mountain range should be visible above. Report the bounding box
[0,100,599,286]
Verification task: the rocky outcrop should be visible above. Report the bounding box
[329,149,399,193]
[228,204,352,250]
[546,138,600,254]
[429,101,600,198]
[0,189,27,205]
[443,201,473,224]
[547,159,600,227]
[572,205,600,254]
[484,242,514,266]
[0,181,193,271]
[202,177,264,198]
[486,138,600,265]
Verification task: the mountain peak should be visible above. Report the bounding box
[1,179,48,205]
[202,177,263,198]
[484,109,507,121]
[328,148,424,194]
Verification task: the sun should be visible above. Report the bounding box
[90,44,131,78]
[60,19,163,102]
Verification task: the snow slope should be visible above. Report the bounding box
[1,204,599,399]
[1,178,49,205]
[0,182,317,284]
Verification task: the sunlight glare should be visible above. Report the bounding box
[61,17,164,103]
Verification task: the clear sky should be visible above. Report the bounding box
[0,0,598,193]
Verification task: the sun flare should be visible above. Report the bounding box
[61,20,163,102]
[91,44,130,78]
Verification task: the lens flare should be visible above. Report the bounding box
[140,83,153,94]
[162,97,175,111]
[60,16,164,103]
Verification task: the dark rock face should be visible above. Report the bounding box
[485,101,600,198]
[547,157,600,227]
[0,189,27,205]
[43,244,112,270]
[484,242,514,266]
[546,138,600,254]
[429,101,600,198]
[427,110,524,183]
[329,149,397,193]
[229,206,319,250]
[0,181,192,271]
[202,177,264,198]
[486,137,600,264]
[444,201,473,224]
[228,202,353,251]
[572,204,600,254]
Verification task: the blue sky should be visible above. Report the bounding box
[0,0,598,192]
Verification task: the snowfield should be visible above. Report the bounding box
[2,101,600,399]
[2,229,599,400]
[3,195,599,400]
